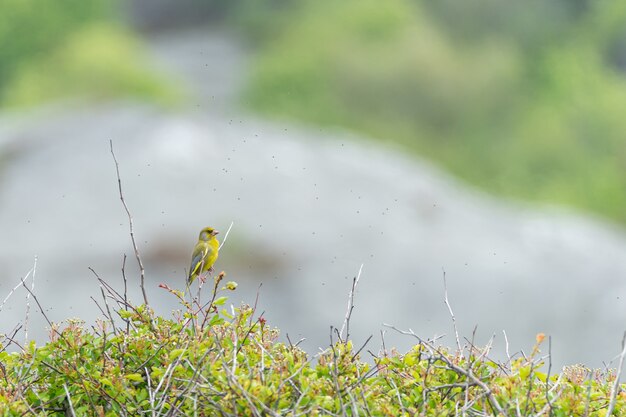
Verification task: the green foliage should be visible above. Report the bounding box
[0,0,109,87]
[2,24,179,109]
[0,0,178,109]
[239,0,626,224]
[0,277,624,415]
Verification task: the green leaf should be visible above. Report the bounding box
[125,373,144,383]
[168,348,186,361]
[213,296,228,306]
[118,309,133,319]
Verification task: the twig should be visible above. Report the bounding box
[503,330,511,370]
[218,221,234,250]
[442,268,461,355]
[110,140,149,306]
[63,384,77,417]
[329,326,347,416]
[88,267,118,337]
[340,263,363,342]
[121,254,129,333]
[1,325,24,352]
[249,282,263,327]
[351,335,373,362]
[20,280,53,330]
[380,329,387,357]
[607,331,626,416]
[89,267,135,311]
[1,266,34,314]
[286,333,305,349]
[24,256,37,343]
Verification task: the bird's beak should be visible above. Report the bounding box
[213,230,220,235]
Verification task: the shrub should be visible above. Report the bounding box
[0,272,624,416]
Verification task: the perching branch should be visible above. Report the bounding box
[219,221,234,250]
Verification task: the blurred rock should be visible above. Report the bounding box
[0,30,625,369]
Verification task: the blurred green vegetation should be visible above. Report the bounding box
[0,0,178,110]
[234,0,626,223]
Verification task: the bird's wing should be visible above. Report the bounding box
[189,244,209,277]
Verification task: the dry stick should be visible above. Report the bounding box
[463,333,509,378]
[249,282,264,328]
[2,325,24,352]
[286,333,306,349]
[19,278,72,350]
[503,330,512,370]
[121,254,130,334]
[110,140,149,306]
[607,331,626,416]
[88,267,130,311]
[20,280,54,332]
[351,334,373,362]
[442,268,462,356]
[329,327,347,416]
[463,325,479,416]
[63,384,77,417]
[24,256,37,344]
[218,221,234,250]
[380,329,388,357]
[89,297,109,321]
[340,263,363,342]
[88,268,117,331]
[0,267,33,314]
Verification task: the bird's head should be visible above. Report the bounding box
[199,227,219,241]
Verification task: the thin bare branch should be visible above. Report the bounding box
[1,266,34,314]
[340,263,363,342]
[503,330,511,370]
[442,268,461,355]
[110,139,149,306]
[63,384,77,417]
[607,331,626,416]
[23,256,37,343]
[218,221,234,250]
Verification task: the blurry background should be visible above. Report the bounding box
[1,0,626,368]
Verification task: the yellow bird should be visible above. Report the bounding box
[188,226,220,284]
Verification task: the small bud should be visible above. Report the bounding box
[536,333,545,344]
[214,271,226,285]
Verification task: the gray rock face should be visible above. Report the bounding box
[0,30,625,368]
